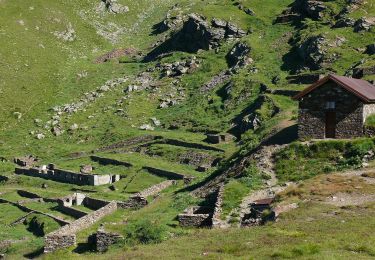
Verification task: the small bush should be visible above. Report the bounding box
[125,219,167,245]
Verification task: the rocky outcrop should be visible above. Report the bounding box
[97,0,129,14]
[297,35,339,70]
[367,43,375,55]
[95,48,141,63]
[145,14,246,60]
[226,42,252,71]
[292,0,327,20]
[354,17,375,32]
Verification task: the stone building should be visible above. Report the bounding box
[293,74,375,139]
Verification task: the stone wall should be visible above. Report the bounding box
[83,197,110,210]
[142,166,185,180]
[117,196,148,209]
[57,205,87,219]
[136,180,176,197]
[44,201,117,253]
[15,167,120,186]
[90,156,132,167]
[96,226,124,252]
[178,206,213,227]
[298,81,365,139]
[211,185,224,228]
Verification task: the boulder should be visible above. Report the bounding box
[366,43,375,55]
[226,42,252,70]
[297,35,328,69]
[333,17,355,28]
[354,17,375,32]
[293,0,327,20]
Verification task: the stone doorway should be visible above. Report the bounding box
[325,111,336,138]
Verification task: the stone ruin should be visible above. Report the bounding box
[95,225,124,252]
[15,163,120,186]
[241,198,276,227]
[206,133,235,144]
[178,206,213,227]
[14,155,38,167]
[44,192,148,253]
[178,185,224,228]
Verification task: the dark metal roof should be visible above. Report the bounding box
[293,74,375,103]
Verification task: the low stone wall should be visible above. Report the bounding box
[15,167,120,186]
[96,227,124,252]
[211,185,224,228]
[137,180,176,197]
[44,201,118,253]
[83,197,110,210]
[164,139,225,152]
[17,190,41,199]
[117,196,148,209]
[142,166,185,180]
[57,205,87,219]
[178,206,213,227]
[90,156,132,167]
[95,135,160,152]
[0,198,70,225]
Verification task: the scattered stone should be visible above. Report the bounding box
[139,124,154,131]
[14,155,38,167]
[98,0,129,14]
[54,23,76,42]
[69,124,79,132]
[36,133,45,140]
[157,56,200,77]
[51,126,63,136]
[158,99,177,109]
[80,165,93,174]
[13,112,22,119]
[150,117,161,127]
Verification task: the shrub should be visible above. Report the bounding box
[125,219,167,245]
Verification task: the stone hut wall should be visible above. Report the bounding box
[298,81,365,139]
[57,205,87,219]
[15,167,119,186]
[83,197,110,210]
[44,201,117,253]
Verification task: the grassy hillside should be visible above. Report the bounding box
[0,0,374,258]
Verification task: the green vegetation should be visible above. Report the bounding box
[275,138,375,182]
[0,0,374,258]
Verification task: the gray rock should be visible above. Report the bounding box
[333,17,355,28]
[366,43,375,55]
[226,42,252,69]
[354,17,375,32]
[36,133,45,140]
[139,124,154,131]
[293,0,327,20]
